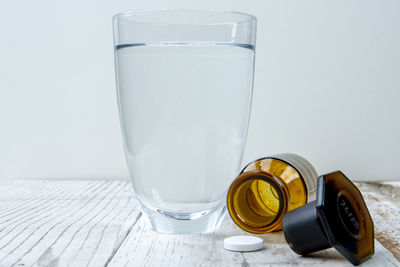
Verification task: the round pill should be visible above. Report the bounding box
[224,235,264,252]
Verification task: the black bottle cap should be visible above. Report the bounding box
[283,171,374,266]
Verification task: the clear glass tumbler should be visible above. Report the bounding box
[113,10,257,234]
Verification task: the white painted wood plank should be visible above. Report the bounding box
[108,215,244,267]
[1,181,116,265]
[0,180,399,266]
[355,182,400,261]
[0,180,141,267]
[0,181,105,254]
[109,182,400,267]
[240,233,399,266]
[0,181,67,216]
[109,214,399,267]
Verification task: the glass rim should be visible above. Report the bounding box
[112,9,257,26]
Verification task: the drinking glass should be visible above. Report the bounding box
[113,9,256,234]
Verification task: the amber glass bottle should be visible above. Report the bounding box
[227,153,318,234]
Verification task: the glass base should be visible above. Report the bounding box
[140,203,227,234]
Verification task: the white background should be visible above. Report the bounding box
[1,0,399,182]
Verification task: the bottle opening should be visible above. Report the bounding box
[234,179,280,226]
[227,171,288,233]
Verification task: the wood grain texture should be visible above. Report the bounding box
[108,214,399,267]
[355,181,400,262]
[0,180,140,267]
[0,179,399,267]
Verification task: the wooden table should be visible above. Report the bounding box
[0,179,399,267]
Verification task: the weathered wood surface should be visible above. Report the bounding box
[0,180,141,267]
[108,214,399,267]
[355,181,400,262]
[0,179,398,267]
